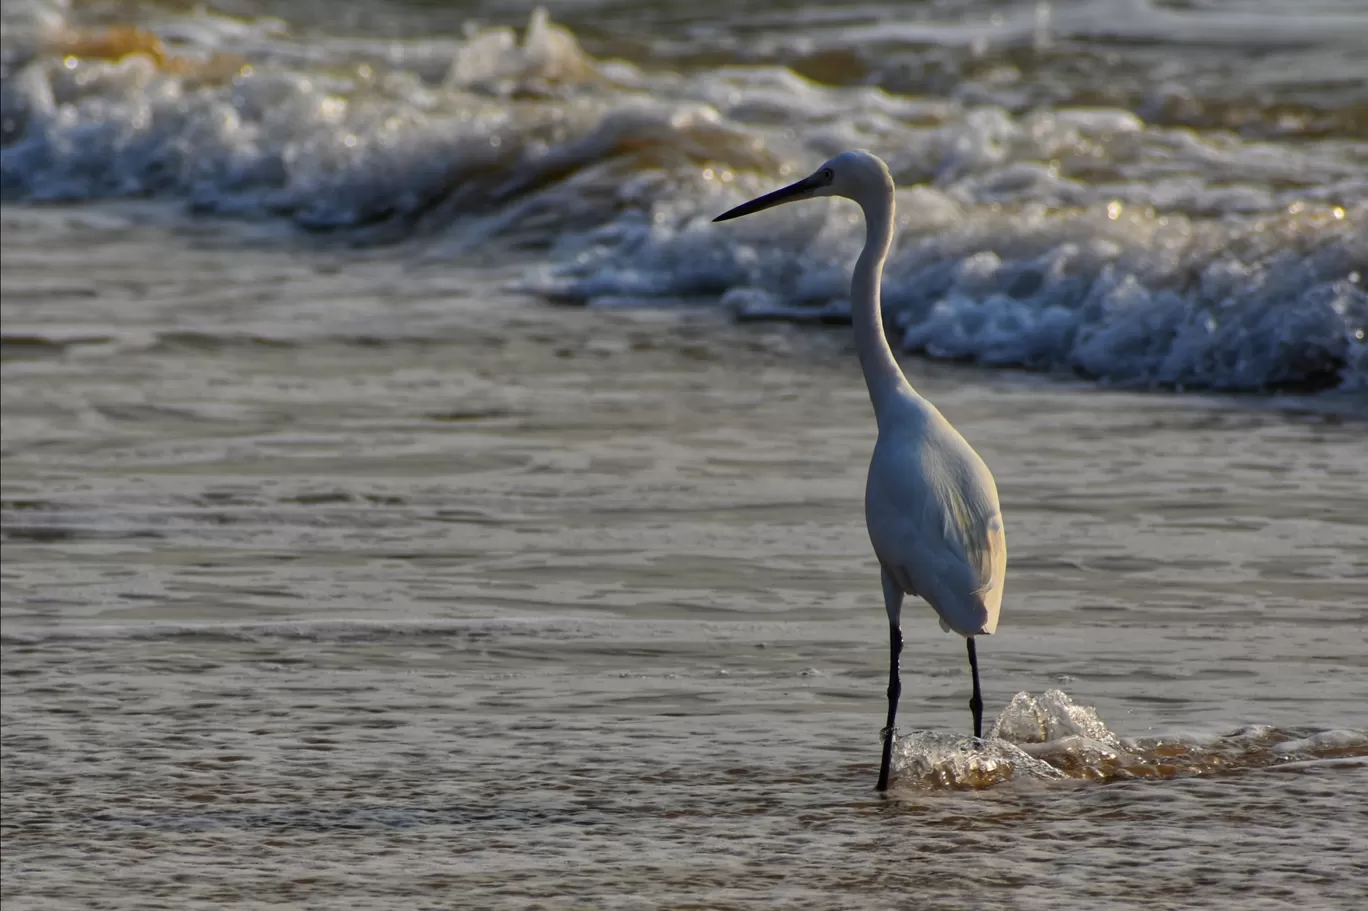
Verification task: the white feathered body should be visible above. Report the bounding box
[865,394,1006,637]
[709,147,1006,641]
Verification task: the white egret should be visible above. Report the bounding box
[714,150,1006,791]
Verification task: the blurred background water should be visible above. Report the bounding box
[2,2,1367,910]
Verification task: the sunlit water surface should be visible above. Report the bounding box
[4,0,1368,907]
[3,209,1366,910]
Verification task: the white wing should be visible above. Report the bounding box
[865,402,1005,636]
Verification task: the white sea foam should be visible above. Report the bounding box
[1271,729,1368,756]
[892,689,1134,788]
[991,688,1122,748]
[2,3,1364,393]
[892,730,1067,788]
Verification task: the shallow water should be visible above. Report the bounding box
[4,1,1368,909]
[3,209,1368,909]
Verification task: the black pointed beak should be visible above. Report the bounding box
[712,173,821,222]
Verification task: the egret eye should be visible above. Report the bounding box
[822,168,834,181]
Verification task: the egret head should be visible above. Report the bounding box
[712,149,893,222]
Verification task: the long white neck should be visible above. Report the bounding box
[851,189,913,420]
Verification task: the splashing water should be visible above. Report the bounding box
[892,689,1110,789]
[890,690,1367,791]
[991,688,1121,747]
[892,730,1067,790]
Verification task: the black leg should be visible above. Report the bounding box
[967,637,983,740]
[876,624,903,791]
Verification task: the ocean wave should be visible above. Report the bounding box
[1,4,1364,393]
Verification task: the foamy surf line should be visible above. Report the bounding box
[1,6,1363,393]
